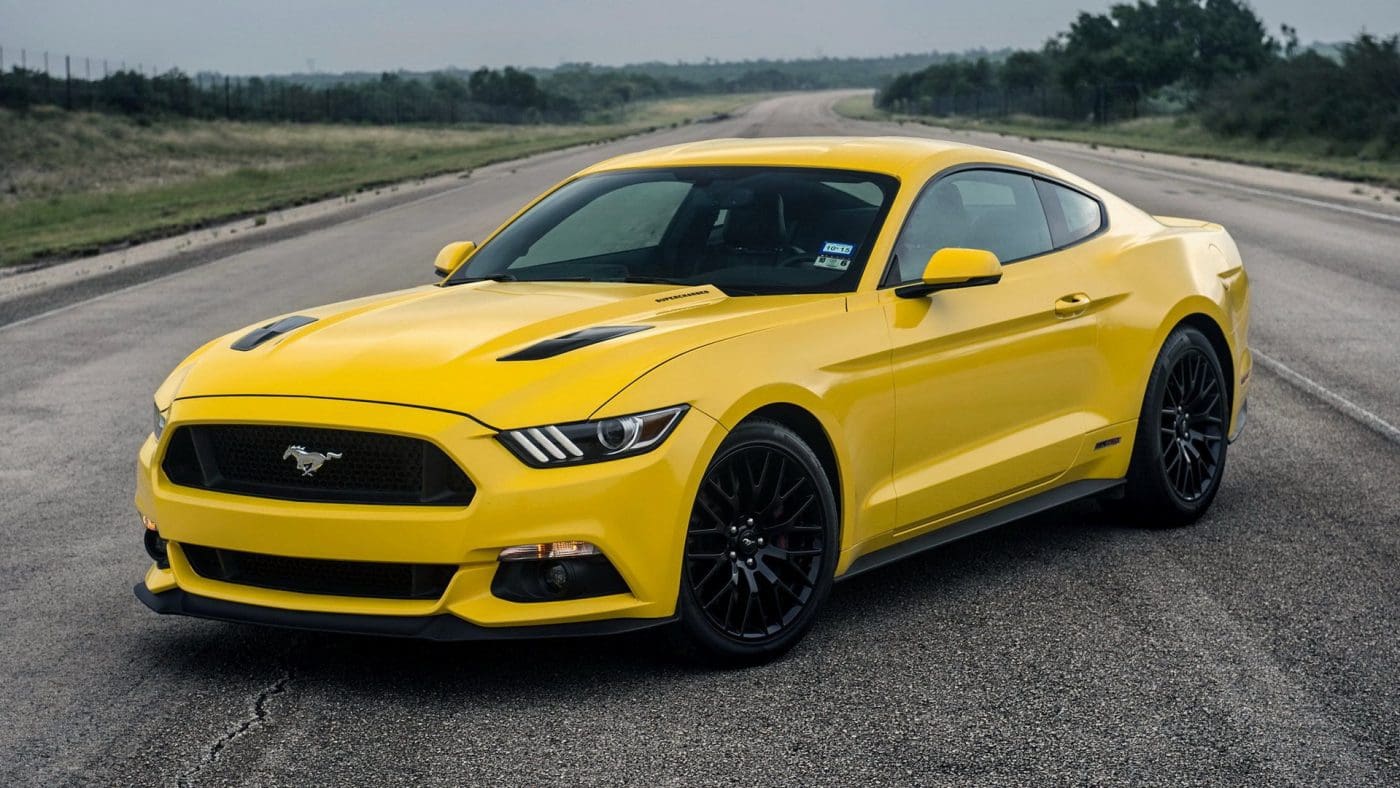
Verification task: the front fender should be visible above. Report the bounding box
[594,297,897,551]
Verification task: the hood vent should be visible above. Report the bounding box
[499,325,650,362]
[231,315,318,351]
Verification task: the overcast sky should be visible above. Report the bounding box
[2,0,1396,76]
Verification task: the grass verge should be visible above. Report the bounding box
[0,93,769,267]
[833,93,1400,190]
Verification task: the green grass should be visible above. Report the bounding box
[833,93,1400,190]
[0,93,769,267]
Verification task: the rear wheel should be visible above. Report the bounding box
[674,419,839,665]
[1119,325,1230,526]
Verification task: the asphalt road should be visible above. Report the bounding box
[1,93,1396,787]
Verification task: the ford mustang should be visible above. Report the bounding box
[134,137,1250,663]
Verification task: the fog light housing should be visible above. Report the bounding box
[141,516,169,569]
[491,543,628,603]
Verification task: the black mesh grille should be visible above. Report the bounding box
[183,545,456,599]
[162,425,474,505]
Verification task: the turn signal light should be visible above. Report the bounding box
[498,541,600,562]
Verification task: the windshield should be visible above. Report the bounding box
[448,166,899,295]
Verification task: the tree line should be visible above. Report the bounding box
[0,51,965,125]
[877,0,1400,155]
[0,65,589,124]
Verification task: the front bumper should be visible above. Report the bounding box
[135,395,724,635]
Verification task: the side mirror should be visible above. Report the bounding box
[433,241,477,278]
[895,248,1003,299]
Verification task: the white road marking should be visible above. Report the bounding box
[0,273,178,333]
[1252,349,1400,445]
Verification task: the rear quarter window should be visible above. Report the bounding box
[1037,180,1104,247]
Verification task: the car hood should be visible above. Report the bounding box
[172,281,843,427]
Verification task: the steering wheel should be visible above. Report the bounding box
[777,251,818,268]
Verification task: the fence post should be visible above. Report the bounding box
[21,49,26,70]
[65,55,72,109]
[224,75,231,119]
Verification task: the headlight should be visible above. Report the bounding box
[153,403,168,439]
[497,405,688,467]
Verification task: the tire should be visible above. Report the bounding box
[672,418,840,666]
[1118,325,1230,527]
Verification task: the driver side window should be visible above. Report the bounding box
[889,170,1053,284]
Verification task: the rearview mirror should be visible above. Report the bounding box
[434,241,477,278]
[895,248,1003,299]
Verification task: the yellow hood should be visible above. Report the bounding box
[172,281,843,427]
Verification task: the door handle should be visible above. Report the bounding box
[1054,293,1092,318]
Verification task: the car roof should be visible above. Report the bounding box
[580,136,990,179]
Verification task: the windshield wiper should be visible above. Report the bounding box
[451,274,517,285]
[616,276,760,297]
[452,274,599,285]
[618,276,687,285]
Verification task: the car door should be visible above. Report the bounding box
[882,168,1104,532]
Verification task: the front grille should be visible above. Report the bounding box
[182,544,456,599]
[162,425,475,505]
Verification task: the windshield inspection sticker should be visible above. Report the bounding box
[814,241,854,270]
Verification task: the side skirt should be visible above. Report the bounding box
[837,478,1124,581]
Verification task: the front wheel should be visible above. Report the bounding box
[673,419,839,665]
[1118,325,1231,526]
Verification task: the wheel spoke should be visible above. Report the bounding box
[693,556,729,589]
[702,576,733,611]
[738,594,754,635]
[695,495,729,529]
[1164,443,1183,472]
[705,476,737,509]
[753,583,774,633]
[768,493,815,532]
[761,456,788,512]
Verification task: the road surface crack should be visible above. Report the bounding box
[174,661,294,787]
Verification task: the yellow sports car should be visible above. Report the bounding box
[135,137,1250,663]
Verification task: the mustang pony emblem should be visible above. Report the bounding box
[282,445,342,476]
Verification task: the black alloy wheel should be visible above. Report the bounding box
[1118,325,1231,526]
[675,419,838,664]
[1158,348,1227,502]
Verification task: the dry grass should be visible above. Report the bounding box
[0,93,768,266]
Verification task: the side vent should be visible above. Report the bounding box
[499,325,650,361]
[231,315,318,351]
